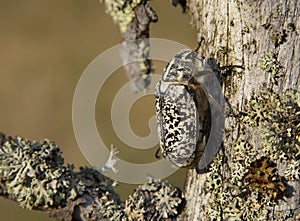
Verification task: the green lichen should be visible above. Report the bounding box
[260,51,280,75]
[271,30,287,47]
[93,191,126,221]
[204,89,299,220]
[242,89,300,165]
[230,141,257,186]
[0,136,69,209]
[205,154,291,220]
[285,159,300,181]
[0,134,117,211]
[260,51,282,85]
[100,0,157,92]
[0,134,185,220]
[100,0,142,33]
[124,177,185,220]
[204,154,224,220]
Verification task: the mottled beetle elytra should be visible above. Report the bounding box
[155,41,211,169]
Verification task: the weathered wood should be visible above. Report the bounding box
[182,0,299,220]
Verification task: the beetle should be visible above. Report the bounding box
[155,44,211,168]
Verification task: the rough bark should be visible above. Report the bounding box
[182,0,299,220]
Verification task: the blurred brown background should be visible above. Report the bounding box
[0,0,196,220]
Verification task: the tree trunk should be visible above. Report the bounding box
[182,0,299,220]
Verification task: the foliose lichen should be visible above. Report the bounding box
[241,89,300,167]
[259,51,283,85]
[0,133,185,220]
[204,89,299,220]
[0,135,71,209]
[0,133,117,211]
[124,177,186,220]
[271,30,287,47]
[93,191,126,221]
[260,51,280,76]
[230,141,257,186]
[99,0,158,92]
[100,0,142,33]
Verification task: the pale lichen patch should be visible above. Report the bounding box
[204,89,299,220]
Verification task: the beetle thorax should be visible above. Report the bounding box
[162,49,197,82]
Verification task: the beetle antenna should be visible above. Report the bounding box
[155,147,162,159]
[194,36,205,53]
